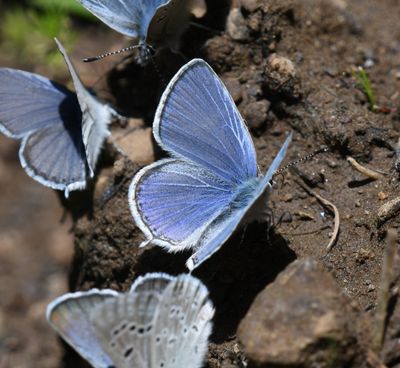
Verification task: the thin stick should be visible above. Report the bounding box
[373,229,398,352]
[294,178,340,251]
[347,156,385,180]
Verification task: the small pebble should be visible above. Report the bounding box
[226,7,250,41]
[267,53,296,78]
[242,100,270,130]
[282,193,293,202]
[327,159,337,168]
[378,191,388,201]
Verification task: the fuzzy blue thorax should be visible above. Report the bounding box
[229,176,272,226]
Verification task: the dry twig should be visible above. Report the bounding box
[347,156,385,180]
[377,197,400,226]
[294,178,340,251]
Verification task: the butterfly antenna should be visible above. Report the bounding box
[83,45,141,62]
[273,146,329,178]
[189,21,222,35]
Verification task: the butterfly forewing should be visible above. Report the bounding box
[154,59,258,185]
[77,0,170,40]
[129,272,174,293]
[147,0,193,51]
[0,68,75,138]
[91,282,169,367]
[46,290,117,368]
[55,38,112,176]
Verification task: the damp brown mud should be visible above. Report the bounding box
[2,0,400,367]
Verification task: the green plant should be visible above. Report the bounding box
[31,0,95,21]
[2,10,70,68]
[353,67,377,111]
[0,0,94,69]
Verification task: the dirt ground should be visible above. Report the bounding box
[2,0,400,367]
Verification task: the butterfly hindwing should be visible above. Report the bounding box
[129,158,236,250]
[19,122,87,194]
[46,289,118,368]
[150,274,214,368]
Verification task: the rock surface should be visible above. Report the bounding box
[238,258,358,367]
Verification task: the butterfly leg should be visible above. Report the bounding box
[264,206,275,228]
[239,225,248,247]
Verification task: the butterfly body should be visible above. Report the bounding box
[231,176,272,224]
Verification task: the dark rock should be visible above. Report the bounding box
[242,100,270,130]
[238,258,358,367]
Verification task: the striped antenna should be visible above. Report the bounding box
[273,146,328,178]
[83,44,141,62]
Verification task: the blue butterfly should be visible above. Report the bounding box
[77,0,207,62]
[47,273,214,368]
[129,59,292,270]
[0,39,120,197]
